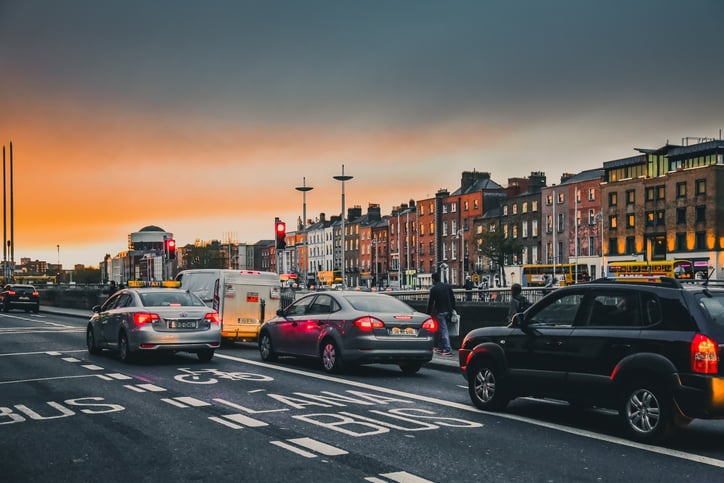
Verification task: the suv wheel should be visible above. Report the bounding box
[468,359,510,411]
[621,383,675,444]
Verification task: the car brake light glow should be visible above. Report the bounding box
[691,334,718,374]
[32,292,39,296]
[393,315,413,320]
[422,318,437,331]
[7,291,15,295]
[205,313,221,324]
[134,313,160,325]
[354,316,384,329]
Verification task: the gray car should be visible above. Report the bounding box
[86,287,222,363]
[258,291,437,374]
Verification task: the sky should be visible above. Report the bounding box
[1,0,722,268]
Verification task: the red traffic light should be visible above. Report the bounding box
[276,222,286,234]
[275,221,286,249]
[165,239,177,260]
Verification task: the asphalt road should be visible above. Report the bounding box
[2,309,724,482]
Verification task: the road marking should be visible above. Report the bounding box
[288,437,348,456]
[0,374,100,385]
[137,383,166,392]
[366,471,433,483]
[82,365,104,371]
[106,373,133,380]
[269,440,317,458]
[160,396,212,408]
[215,353,724,470]
[61,357,81,363]
[221,413,268,427]
[208,416,244,429]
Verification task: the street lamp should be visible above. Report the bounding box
[333,165,353,289]
[595,211,606,278]
[295,177,313,287]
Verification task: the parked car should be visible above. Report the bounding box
[258,291,437,374]
[86,285,221,363]
[0,284,40,313]
[459,277,724,444]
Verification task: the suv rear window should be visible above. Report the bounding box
[697,292,724,327]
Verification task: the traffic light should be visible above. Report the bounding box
[275,221,286,249]
[165,239,176,260]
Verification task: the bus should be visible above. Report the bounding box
[607,259,694,280]
[522,264,590,287]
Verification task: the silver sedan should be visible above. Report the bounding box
[86,287,222,363]
[258,291,437,374]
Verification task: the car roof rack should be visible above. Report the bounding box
[589,276,682,288]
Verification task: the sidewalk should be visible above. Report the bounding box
[40,305,460,372]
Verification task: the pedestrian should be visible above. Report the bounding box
[508,283,531,322]
[426,272,455,356]
[107,280,118,297]
[464,276,474,301]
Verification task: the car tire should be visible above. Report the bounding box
[320,338,344,373]
[620,383,676,444]
[118,332,135,363]
[33,305,39,314]
[197,349,214,362]
[86,326,102,355]
[468,359,510,411]
[2,302,9,312]
[258,332,278,362]
[399,362,422,375]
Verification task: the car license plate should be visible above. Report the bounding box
[389,327,417,336]
[19,296,29,300]
[169,321,196,329]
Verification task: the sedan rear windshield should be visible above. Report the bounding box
[139,291,205,307]
[697,292,724,328]
[344,294,414,313]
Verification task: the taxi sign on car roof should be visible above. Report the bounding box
[126,280,181,288]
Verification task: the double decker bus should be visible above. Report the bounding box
[522,263,590,287]
[607,259,694,280]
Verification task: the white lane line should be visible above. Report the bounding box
[221,413,268,427]
[82,365,104,371]
[96,375,113,381]
[209,416,245,430]
[106,373,133,380]
[174,397,212,407]
[269,440,317,458]
[61,357,80,363]
[288,437,347,456]
[0,350,85,357]
[136,383,166,392]
[0,374,100,385]
[124,385,146,393]
[162,398,190,408]
[378,471,433,483]
[215,353,724,470]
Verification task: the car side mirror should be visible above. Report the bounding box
[512,312,530,330]
[92,305,101,313]
[276,308,285,317]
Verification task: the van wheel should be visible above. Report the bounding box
[259,332,277,362]
[620,383,675,444]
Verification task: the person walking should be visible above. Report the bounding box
[464,276,474,301]
[507,283,530,323]
[426,272,455,356]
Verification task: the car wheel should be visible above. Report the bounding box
[197,349,214,362]
[399,362,422,375]
[86,326,102,355]
[468,359,510,411]
[620,383,675,444]
[33,305,39,314]
[320,339,344,373]
[2,302,9,312]
[118,332,135,363]
[258,332,277,362]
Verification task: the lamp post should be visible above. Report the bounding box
[295,177,313,287]
[595,211,605,278]
[371,237,379,290]
[456,228,464,286]
[333,165,353,289]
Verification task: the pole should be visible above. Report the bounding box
[552,190,556,284]
[333,165,353,289]
[575,188,579,283]
[296,177,313,287]
[397,212,401,288]
[2,145,5,284]
[9,142,13,275]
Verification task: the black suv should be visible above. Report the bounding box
[459,278,724,444]
[0,284,40,313]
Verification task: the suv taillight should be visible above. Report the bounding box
[691,334,719,374]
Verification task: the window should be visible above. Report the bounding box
[625,236,635,254]
[695,205,706,223]
[503,205,508,216]
[626,190,635,205]
[645,211,655,227]
[464,201,469,211]
[429,223,434,235]
[557,213,564,232]
[473,200,479,210]
[513,225,518,239]
[609,192,618,207]
[442,221,448,236]
[588,188,595,201]
[588,236,595,256]
[657,185,665,200]
[627,214,635,228]
[529,293,584,327]
[676,233,686,251]
[512,203,518,215]
[532,200,538,212]
[546,215,553,234]
[695,231,706,250]
[608,237,618,255]
[532,220,539,237]
[429,203,434,214]
[557,192,564,204]
[588,209,595,225]
[695,179,706,195]
[676,207,686,224]
[656,210,665,226]
[419,206,424,215]
[610,215,617,229]
[522,221,528,238]
[503,224,508,238]
[419,223,424,236]
[546,194,553,206]
[522,202,528,213]
[676,182,686,198]
[646,187,655,201]
[442,204,448,214]
[451,203,457,213]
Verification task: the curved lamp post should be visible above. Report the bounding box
[295,177,313,287]
[333,165,353,288]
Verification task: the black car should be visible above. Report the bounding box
[0,284,40,313]
[459,277,724,444]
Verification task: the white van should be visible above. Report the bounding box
[176,269,282,342]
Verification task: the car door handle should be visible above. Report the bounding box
[611,343,632,350]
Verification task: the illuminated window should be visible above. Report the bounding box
[588,188,595,201]
[610,215,617,229]
[532,200,538,212]
[609,192,617,207]
[522,202,528,213]
[626,190,635,205]
[695,179,706,195]
[627,214,635,228]
[676,182,686,198]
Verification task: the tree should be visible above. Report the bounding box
[476,228,523,287]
